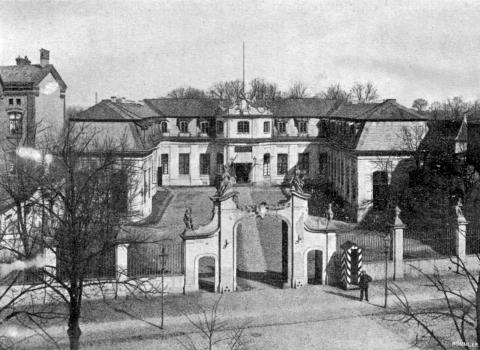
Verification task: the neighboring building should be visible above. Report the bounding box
[0,48,67,151]
[0,49,66,239]
[75,97,429,222]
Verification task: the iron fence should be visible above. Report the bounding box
[403,226,456,259]
[336,232,392,262]
[127,242,184,277]
[466,218,480,255]
[56,247,116,281]
[0,267,44,286]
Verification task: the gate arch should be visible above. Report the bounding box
[233,212,292,289]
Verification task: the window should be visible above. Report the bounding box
[143,170,147,204]
[200,154,210,175]
[216,121,224,134]
[298,121,307,133]
[277,154,288,175]
[373,171,389,209]
[278,121,286,134]
[179,121,189,133]
[263,121,270,133]
[263,153,271,176]
[8,98,13,106]
[346,165,350,197]
[9,112,22,135]
[200,121,209,134]
[298,153,309,174]
[161,154,168,174]
[216,153,224,173]
[160,121,168,133]
[237,121,249,134]
[179,153,190,175]
[319,153,327,175]
[16,99,21,106]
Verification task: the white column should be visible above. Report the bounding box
[391,207,404,280]
[190,145,200,185]
[170,145,179,181]
[116,244,129,281]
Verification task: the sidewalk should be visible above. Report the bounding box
[14,273,468,349]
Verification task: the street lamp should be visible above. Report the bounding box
[384,233,391,308]
[158,247,168,329]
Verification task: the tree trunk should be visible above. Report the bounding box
[67,289,82,350]
[476,272,480,346]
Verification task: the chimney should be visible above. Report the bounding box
[40,48,50,67]
[111,96,117,102]
[16,56,31,66]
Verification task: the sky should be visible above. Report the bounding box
[1,0,480,108]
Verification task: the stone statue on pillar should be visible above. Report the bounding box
[326,203,334,222]
[455,198,465,221]
[216,164,236,197]
[183,207,194,230]
[290,167,305,193]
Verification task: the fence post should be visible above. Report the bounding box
[455,200,467,262]
[391,206,405,280]
[44,246,56,282]
[116,244,129,281]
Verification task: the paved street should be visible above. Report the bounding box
[14,274,470,350]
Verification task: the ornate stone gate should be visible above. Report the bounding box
[181,176,337,293]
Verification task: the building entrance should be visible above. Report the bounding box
[234,163,252,183]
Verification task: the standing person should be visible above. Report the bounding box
[359,270,372,302]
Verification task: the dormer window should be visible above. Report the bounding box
[200,121,210,134]
[8,112,22,135]
[298,121,307,134]
[160,121,168,133]
[216,121,224,134]
[179,121,189,133]
[278,121,286,134]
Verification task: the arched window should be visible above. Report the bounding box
[8,112,22,135]
[263,153,270,176]
[161,121,168,133]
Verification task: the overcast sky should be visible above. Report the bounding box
[1,0,480,108]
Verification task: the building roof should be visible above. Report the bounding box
[0,64,67,91]
[272,98,337,117]
[144,98,221,117]
[329,99,428,121]
[75,100,149,121]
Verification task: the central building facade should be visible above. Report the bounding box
[74,97,428,222]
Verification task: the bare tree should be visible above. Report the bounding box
[209,80,243,103]
[0,123,160,350]
[389,259,480,350]
[350,81,379,104]
[248,78,281,105]
[167,87,207,99]
[412,98,429,113]
[179,295,249,350]
[397,124,428,169]
[317,83,351,102]
[286,81,309,99]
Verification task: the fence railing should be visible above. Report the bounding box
[466,218,480,255]
[56,247,116,281]
[0,267,44,286]
[127,242,184,278]
[403,226,456,259]
[336,232,392,262]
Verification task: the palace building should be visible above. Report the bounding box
[74,96,429,222]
